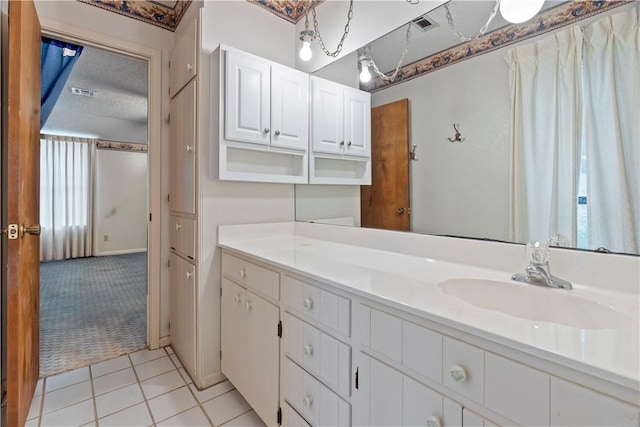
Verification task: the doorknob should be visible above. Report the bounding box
[21,224,41,237]
[397,207,406,215]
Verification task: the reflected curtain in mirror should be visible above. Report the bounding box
[40,135,95,261]
[583,7,640,254]
[507,26,582,246]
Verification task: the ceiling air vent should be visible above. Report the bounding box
[71,87,97,97]
[411,14,438,32]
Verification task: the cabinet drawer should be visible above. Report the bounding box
[402,320,442,383]
[485,353,549,426]
[283,358,351,426]
[283,276,350,337]
[169,216,196,260]
[283,313,351,398]
[442,337,484,403]
[282,403,311,427]
[222,252,279,300]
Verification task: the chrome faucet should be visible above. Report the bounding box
[512,241,572,290]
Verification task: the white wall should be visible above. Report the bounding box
[94,149,148,255]
[295,185,361,226]
[372,47,511,241]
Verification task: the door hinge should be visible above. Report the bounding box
[355,367,359,389]
[149,213,152,222]
[168,193,171,202]
[220,287,223,297]
[168,259,171,268]
[220,350,222,360]
[277,407,282,425]
[277,320,282,338]
[167,113,171,124]
[168,321,171,331]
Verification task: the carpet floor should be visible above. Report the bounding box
[39,252,147,378]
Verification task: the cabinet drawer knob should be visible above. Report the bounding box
[449,365,467,383]
[186,271,192,279]
[426,415,442,427]
[303,345,313,356]
[302,395,313,407]
[263,127,270,134]
[234,294,242,304]
[302,298,313,310]
[186,63,193,71]
[239,269,247,279]
[245,301,252,311]
[175,223,182,230]
[186,144,193,153]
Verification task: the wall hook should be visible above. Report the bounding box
[448,123,465,143]
[409,144,418,160]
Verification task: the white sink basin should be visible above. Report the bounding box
[438,278,631,330]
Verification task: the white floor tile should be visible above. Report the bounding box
[165,346,174,355]
[189,380,235,403]
[90,355,131,378]
[95,383,144,419]
[157,406,211,427]
[34,379,44,397]
[130,347,167,366]
[27,394,41,421]
[134,356,175,381]
[39,399,94,427]
[201,390,251,427]
[92,367,137,396]
[44,367,90,393]
[42,380,92,415]
[221,410,266,427]
[98,402,153,427]
[178,368,193,384]
[140,370,186,400]
[147,386,198,423]
[169,353,182,368]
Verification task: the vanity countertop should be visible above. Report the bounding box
[218,222,640,401]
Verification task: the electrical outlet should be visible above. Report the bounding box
[103,234,109,242]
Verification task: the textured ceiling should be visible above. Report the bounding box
[76,0,192,31]
[41,46,149,144]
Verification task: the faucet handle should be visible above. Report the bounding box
[526,241,549,265]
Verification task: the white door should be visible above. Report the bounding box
[344,87,371,158]
[271,65,309,151]
[221,278,246,392]
[225,49,270,146]
[245,290,280,425]
[169,80,196,214]
[311,77,344,155]
[170,254,196,376]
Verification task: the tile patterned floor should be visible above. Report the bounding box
[26,347,266,427]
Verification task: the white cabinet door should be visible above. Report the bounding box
[169,80,196,215]
[343,87,371,158]
[369,357,403,426]
[221,278,246,393]
[169,254,196,376]
[403,376,443,427]
[271,65,309,151]
[311,77,344,155]
[169,18,197,97]
[245,290,280,425]
[225,49,270,146]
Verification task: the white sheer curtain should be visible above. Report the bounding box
[40,134,96,261]
[582,7,640,254]
[507,26,583,245]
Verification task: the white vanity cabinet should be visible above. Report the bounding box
[211,45,309,184]
[221,253,281,425]
[309,76,371,185]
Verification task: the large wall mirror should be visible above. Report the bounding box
[295,0,640,256]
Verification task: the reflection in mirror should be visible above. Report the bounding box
[295,1,640,255]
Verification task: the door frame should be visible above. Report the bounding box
[39,17,162,349]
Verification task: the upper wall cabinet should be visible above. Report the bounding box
[211,46,309,184]
[169,19,198,97]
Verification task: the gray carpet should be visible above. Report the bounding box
[40,253,147,378]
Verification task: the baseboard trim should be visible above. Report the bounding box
[95,248,147,256]
[193,371,227,390]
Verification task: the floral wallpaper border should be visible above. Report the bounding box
[364,0,631,92]
[96,140,148,153]
[246,0,325,23]
[76,0,192,31]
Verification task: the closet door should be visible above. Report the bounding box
[169,80,196,214]
[271,65,309,151]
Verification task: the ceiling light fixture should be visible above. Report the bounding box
[298,0,354,61]
[359,56,372,83]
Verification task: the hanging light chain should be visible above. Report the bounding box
[310,0,354,58]
[368,23,412,82]
[444,0,501,42]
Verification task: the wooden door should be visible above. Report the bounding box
[361,99,410,231]
[343,87,371,158]
[5,1,41,425]
[270,64,309,151]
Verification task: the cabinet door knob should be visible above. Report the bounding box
[274,130,281,136]
[303,345,313,356]
[347,141,352,147]
[302,395,313,407]
[239,269,247,279]
[302,298,313,310]
[186,63,193,71]
[175,223,182,230]
[186,271,192,279]
[186,144,193,153]
[449,365,467,383]
[263,127,270,134]
[426,415,442,427]
[339,140,345,147]
[234,294,242,304]
[245,301,252,311]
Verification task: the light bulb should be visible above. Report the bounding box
[500,0,545,24]
[299,41,312,61]
[359,62,372,83]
